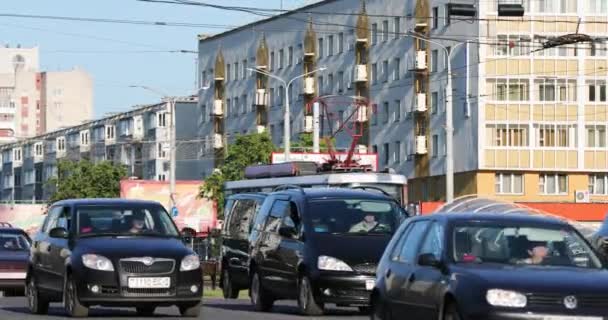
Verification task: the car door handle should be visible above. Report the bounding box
[407,273,415,283]
[385,269,392,278]
[46,245,52,252]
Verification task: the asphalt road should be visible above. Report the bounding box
[0,297,368,319]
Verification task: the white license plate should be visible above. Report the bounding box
[127,277,171,289]
[543,317,602,320]
[365,280,375,291]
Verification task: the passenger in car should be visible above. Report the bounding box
[349,213,378,233]
[520,245,549,265]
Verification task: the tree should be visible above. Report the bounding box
[291,133,333,151]
[47,160,128,203]
[199,132,275,217]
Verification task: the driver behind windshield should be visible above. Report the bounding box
[519,245,549,265]
[129,211,147,234]
[349,213,378,233]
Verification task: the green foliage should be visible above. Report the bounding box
[47,160,128,203]
[199,133,275,218]
[291,133,333,151]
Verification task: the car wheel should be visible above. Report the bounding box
[297,276,324,316]
[444,303,462,320]
[136,306,156,316]
[370,295,391,320]
[26,276,49,315]
[222,269,239,299]
[179,301,202,317]
[64,274,89,318]
[250,271,274,312]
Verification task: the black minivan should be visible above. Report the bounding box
[220,193,267,299]
[248,187,407,315]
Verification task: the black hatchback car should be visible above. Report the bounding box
[249,187,407,315]
[371,212,608,320]
[26,199,203,317]
[0,226,31,296]
[220,192,267,299]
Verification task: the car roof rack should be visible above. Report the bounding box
[350,186,392,198]
[273,185,306,194]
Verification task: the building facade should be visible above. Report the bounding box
[0,97,205,202]
[197,0,608,203]
[0,46,94,141]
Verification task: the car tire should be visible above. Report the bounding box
[26,276,49,315]
[136,306,156,316]
[250,271,274,312]
[444,302,462,320]
[64,274,89,318]
[179,301,202,317]
[222,269,239,299]
[370,298,391,320]
[297,276,324,316]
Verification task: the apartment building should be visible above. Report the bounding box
[197,0,608,203]
[0,46,93,141]
[0,97,205,202]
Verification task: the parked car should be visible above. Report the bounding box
[220,193,267,299]
[0,225,31,296]
[26,199,203,317]
[249,187,407,315]
[371,212,608,320]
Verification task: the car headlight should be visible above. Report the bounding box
[318,256,353,272]
[180,254,201,272]
[486,289,527,308]
[82,254,114,272]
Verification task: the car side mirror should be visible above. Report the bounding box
[49,227,68,239]
[278,226,297,238]
[418,253,442,269]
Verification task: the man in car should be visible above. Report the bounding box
[129,211,147,234]
[349,213,379,233]
[520,245,549,265]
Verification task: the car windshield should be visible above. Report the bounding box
[0,233,30,251]
[453,224,602,269]
[76,204,179,238]
[307,198,404,235]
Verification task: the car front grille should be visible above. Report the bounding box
[352,263,377,275]
[122,287,176,297]
[527,294,608,308]
[119,259,175,274]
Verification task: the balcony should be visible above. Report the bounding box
[415,51,427,70]
[105,125,116,145]
[304,77,315,95]
[415,93,427,112]
[415,136,428,155]
[356,105,368,122]
[0,107,16,115]
[133,115,144,140]
[255,89,269,106]
[213,133,223,149]
[256,125,266,134]
[212,99,224,117]
[304,115,313,133]
[354,65,367,82]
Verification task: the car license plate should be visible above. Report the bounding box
[127,277,171,289]
[365,280,375,291]
[543,317,602,320]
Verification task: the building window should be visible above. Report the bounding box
[394,100,401,122]
[288,46,293,66]
[383,143,389,166]
[445,5,451,25]
[382,60,389,82]
[432,7,439,29]
[270,51,275,71]
[393,58,401,81]
[586,125,607,148]
[337,71,344,92]
[431,50,438,72]
[157,113,167,127]
[495,173,524,194]
[242,60,247,79]
[432,135,439,157]
[536,124,575,148]
[278,49,284,69]
[382,20,389,41]
[338,32,344,53]
[382,102,389,123]
[585,0,608,13]
[226,64,231,81]
[486,79,530,101]
[328,35,334,56]
[486,124,529,147]
[394,141,401,163]
[431,92,438,114]
[234,61,239,79]
[372,63,378,84]
[317,76,323,95]
[535,79,577,102]
[589,174,608,195]
[539,173,568,195]
[318,38,324,58]
[494,35,531,56]
[328,73,334,94]
[371,23,378,45]
[588,81,607,102]
[394,17,400,39]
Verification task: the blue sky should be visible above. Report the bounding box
[1,0,314,118]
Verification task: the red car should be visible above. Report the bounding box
[0,224,31,296]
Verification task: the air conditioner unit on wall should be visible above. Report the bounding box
[575,190,590,203]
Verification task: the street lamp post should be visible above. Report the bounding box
[407,33,466,204]
[247,67,327,162]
